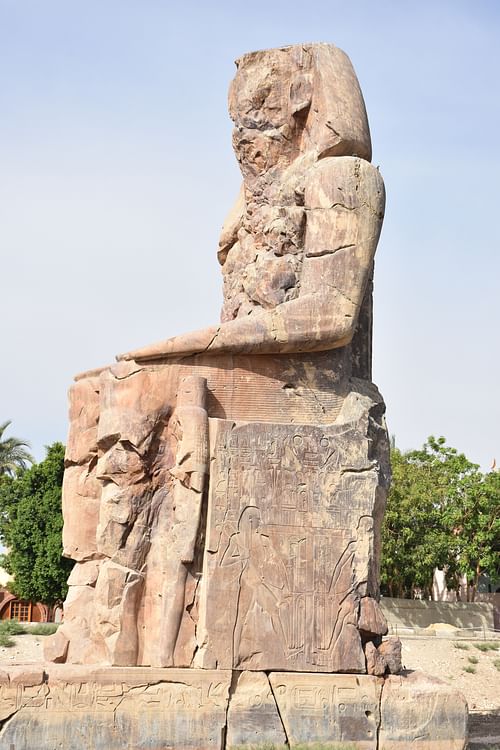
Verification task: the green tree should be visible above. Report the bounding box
[445,466,500,599]
[0,420,34,476]
[381,436,499,601]
[0,442,72,605]
[380,441,454,599]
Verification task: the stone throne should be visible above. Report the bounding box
[50,42,392,673]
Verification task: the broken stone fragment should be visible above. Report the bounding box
[218,182,245,265]
[64,375,100,465]
[43,628,69,663]
[66,559,100,588]
[378,636,402,675]
[359,596,389,637]
[7,666,44,686]
[62,463,101,561]
[365,640,387,676]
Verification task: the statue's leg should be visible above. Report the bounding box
[157,561,189,667]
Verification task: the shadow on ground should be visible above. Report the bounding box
[469,709,500,749]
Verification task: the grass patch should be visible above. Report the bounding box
[0,620,27,645]
[0,632,15,648]
[0,620,27,636]
[0,620,59,642]
[468,655,479,665]
[28,623,59,636]
[474,642,499,652]
[463,665,476,674]
[453,642,469,650]
[493,659,500,671]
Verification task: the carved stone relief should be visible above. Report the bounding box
[195,390,388,672]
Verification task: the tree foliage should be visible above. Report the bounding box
[381,436,500,600]
[0,421,34,476]
[0,442,72,605]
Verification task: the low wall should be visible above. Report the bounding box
[380,597,495,632]
[476,592,500,631]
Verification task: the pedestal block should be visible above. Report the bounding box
[0,666,467,750]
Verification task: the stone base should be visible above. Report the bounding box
[0,665,467,749]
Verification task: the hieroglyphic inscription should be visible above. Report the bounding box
[0,668,231,750]
[225,671,288,747]
[199,419,380,672]
[269,672,380,749]
[0,668,230,716]
[0,681,125,717]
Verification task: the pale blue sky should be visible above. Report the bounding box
[1,0,499,470]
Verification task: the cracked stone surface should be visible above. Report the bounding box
[379,672,468,750]
[0,666,231,749]
[0,666,467,750]
[226,671,287,748]
[269,671,381,748]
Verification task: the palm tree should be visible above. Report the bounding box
[0,421,34,476]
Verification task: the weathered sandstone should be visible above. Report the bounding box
[34,41,468,750]
[379,671,468,750]
[47,42,390,674]
[0,666,467,750]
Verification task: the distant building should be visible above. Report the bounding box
[0,567,56,623]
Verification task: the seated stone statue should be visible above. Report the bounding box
[120,44,383,364]
[47,43,391,674]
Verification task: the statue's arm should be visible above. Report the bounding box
[118,158,384,362]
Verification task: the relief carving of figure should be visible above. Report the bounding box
[220,506,289,666]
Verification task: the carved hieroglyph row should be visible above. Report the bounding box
[0,668,229,718]
[0,667,468,750]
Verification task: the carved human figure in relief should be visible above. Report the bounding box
[118,44,384,364]
[220,506,289,664]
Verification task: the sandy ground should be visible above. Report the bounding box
[0,632,45,665]
[400,635,500,712]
